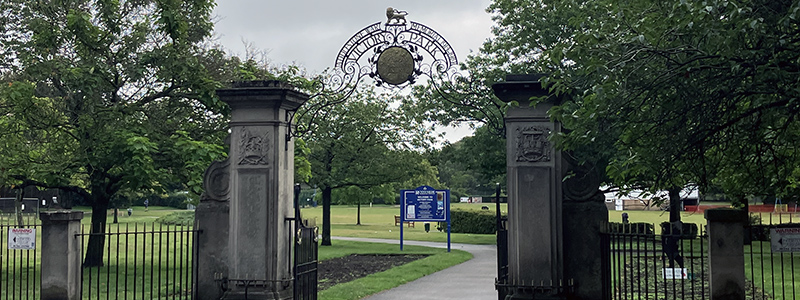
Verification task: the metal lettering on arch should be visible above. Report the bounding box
[329,15,460,91]
[291,9,462,139]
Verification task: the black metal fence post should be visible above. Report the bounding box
[494,183,511,300]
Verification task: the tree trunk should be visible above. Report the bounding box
[113,208,118,224]
[321,187,332,246]
[356,200,361,225]
[83,197,110,267]
[668,187,681,224]
[14,188,23,228]
[664,187,685,268]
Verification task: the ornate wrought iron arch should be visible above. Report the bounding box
[291,9,466,139]
[329,20,459,91]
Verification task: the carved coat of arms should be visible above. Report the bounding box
[516,126,551,162]
[238,128,270,165]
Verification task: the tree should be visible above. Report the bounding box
[331,157,440,225]
[427,125,506,198]
[477,0,800,205]
[1,0,226,267]
[305,88,432,246]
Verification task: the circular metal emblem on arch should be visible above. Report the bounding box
[328,13,459,91]
[291,9,462,138]
[377,46,415,85]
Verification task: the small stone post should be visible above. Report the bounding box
[705,208,747,300]
[39,210,84,300]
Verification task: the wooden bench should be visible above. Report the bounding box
[394,215,415,227]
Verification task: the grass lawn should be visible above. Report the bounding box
[4,204,800,299]
[1,221,196,299]
[608,209,709,234]
[745,241,800,299]
[317,240,472,300]
[1,207,471,300]
[300,203,504,245]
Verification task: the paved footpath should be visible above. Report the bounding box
[332,237,498,300]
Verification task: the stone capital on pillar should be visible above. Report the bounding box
[40,210,84,300]
[213,80,309,300]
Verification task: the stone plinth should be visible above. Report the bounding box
[199,81,308,300]
[40,210,84,300]
[706,208,747,300]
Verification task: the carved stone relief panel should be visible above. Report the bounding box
[202,159,230,202]
[562,161,602,202]
[516,126,552,163]
[238,127,270,165]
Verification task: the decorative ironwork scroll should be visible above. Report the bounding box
[329,18,459,91]
[290,8,461,138]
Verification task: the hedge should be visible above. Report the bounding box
[608,222,654,235]
[659,222,699,239]
[448,209,505,234]
[155,211,195,226]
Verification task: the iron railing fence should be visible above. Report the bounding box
[0,213,40,226]
[603,223,709,300]
[746,212,800,300]
[77,223,200,300]
[0,217,41,300]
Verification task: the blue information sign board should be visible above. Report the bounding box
[400,185,450,251]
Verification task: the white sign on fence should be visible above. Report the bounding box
[7,228,36,250]
[771,227,800,252]
[662,268,688,279]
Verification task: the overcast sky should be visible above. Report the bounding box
[211,0,496,143]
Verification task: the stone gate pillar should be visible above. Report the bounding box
[493,75,606,300]
[197,81,308,300]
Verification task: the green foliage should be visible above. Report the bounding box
[477,0,800,203]
[449,209,503,234]
[155,211,195,226]
[428,125,506,198]
[303,87,434,244]
[0,0,237,266]
[170,131,226,198]
[294,138,312,183]
[306,88,433,192]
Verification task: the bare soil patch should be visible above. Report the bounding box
[318,254,427,290]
